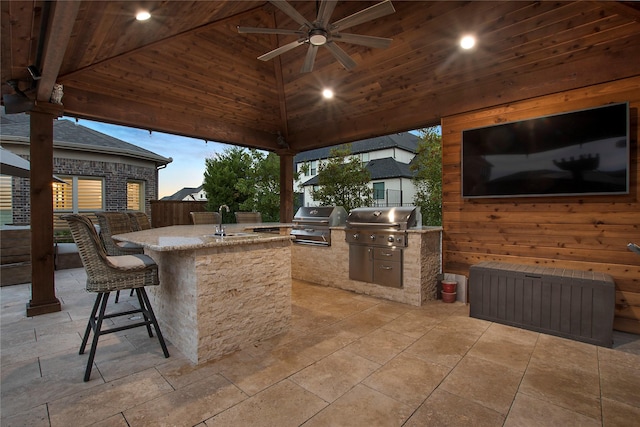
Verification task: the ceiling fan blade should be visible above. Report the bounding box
[258,39,305,61]
[269,0,313,28]
[238,26,304,36]
[317,0,338,27]
[330,0,395,32]
[324,42,357,70]
[331,33,392,49]
[300,45,319,73]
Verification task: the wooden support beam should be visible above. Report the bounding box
[279,154,294,223]
[26,102,63,316]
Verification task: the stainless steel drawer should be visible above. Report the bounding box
[374,247,402,262]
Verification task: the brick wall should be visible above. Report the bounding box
[12,156,158,225]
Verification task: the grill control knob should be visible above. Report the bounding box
[370,234,376,241]
[388,236,395,243]
[352,233,359,240]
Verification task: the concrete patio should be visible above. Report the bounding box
[1,268,639,426]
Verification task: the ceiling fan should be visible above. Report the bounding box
[238,0,395,73]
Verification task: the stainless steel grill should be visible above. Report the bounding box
[291,206,347,246]
[345,207,421,288]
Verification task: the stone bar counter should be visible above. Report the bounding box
[114,223,292,364]
[292,227,443,306]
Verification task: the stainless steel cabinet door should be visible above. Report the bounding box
[349,244,373,282]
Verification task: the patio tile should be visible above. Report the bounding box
[519,359,601,419]
[440,355,522,415]
[343,327,417,364]
[290,349,380,402]
[404,325,481,368]
[0,403,50,427]
[0,331,81,367]
[2,270,640,426]
[91,414,130,427]
[504,392,600,426]
[601,397,640,427]
[203,379,327,427]
[124,373,246,426]
[332,309,397,337]
[302,384,413,427]
[0,357,41,395]
[530,333,599,372]
[362,352,451,407]
[155,353,223,390]
[221,351,313,396]
[598,347,640,408]
[381,311,442,339]
[47,368,173,427]
[404,388,505,427]
[467,322,538,372]
[0,359,101,419]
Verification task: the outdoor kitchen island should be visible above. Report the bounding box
[292,226,443,306]
[113,223,292,365]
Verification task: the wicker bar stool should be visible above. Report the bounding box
[96,211,144,303]
[190,211,220,225]
[95,212,144,256]
[234,212,262,223]
[127,211,152,231]
[62,214,169,381]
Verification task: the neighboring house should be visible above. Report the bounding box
[294,132,420,207]
[0,113,172,227]
[161,185,207,201]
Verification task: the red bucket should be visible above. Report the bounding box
[441,280,457,294]
[442,291,457,303]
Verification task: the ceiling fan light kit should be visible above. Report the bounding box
[238,0,395,73]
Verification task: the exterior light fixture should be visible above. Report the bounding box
[136,10,151,21]
[309,29,328,46]
[322,88,334,99]
[460,35,476,50]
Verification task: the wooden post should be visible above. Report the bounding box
[279,154,294,223]
[26,102,63,316]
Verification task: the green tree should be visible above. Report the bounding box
[411,126,442,226]
[236,150,281,222]
[312,144,372,211]
[203,147,252,223]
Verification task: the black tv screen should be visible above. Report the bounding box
[462,102,629,198]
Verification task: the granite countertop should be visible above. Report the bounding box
[113,223,293,252]
[330,226,443,233]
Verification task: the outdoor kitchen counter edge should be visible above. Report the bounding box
[113,223,293,252]
[330,226,444,233]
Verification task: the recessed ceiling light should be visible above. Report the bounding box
[136,11,151,21]
[460,35,476,50]
[322,89,334,99]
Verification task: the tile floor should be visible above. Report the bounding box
[1,268,640,427]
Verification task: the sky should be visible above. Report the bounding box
[62,117,233,199]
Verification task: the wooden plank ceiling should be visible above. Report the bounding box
[2,1,640,154]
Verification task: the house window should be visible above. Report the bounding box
[53,176,104,213]
[310,160,317,176]
[0,176,12,225]
[361,152,369,165]
[373,182,385,200]
[127,181,144,210]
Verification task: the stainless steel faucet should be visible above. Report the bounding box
[218,204,230,235]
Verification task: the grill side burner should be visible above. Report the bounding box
[291,206,347,246]
[345,207,421,288]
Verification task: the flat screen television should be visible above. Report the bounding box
[461,102,630,198]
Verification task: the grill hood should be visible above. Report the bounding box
[346,207,422,230]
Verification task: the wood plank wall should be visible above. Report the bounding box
[442,76,640,334]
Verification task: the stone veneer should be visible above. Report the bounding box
[146,239,291,364]
[292,227,442,306]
